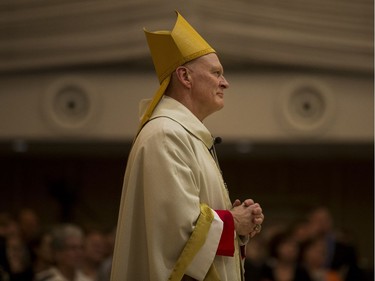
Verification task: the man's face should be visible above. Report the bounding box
[55,235,84,269]
[186,53,229,120]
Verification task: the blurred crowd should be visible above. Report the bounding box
[0,208,115,281]
[244,206,369,281]
[0,206,370,281]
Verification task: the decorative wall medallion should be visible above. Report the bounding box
[42,77,101,132]
[277,78,336,137]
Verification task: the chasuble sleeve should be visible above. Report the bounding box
[215,210,236,256]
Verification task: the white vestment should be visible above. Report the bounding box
[111,96,244,281]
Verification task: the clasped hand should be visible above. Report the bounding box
[230,199,264,237]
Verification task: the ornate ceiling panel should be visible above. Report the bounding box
[0,0,373,72]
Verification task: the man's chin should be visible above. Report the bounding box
[215,103,224,112]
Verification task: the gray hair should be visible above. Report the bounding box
[50,224,83,251]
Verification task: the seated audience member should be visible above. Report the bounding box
[6,234,33,281]
[0,212,33,281]
[29,230,53,275]
[289,218,313,246]
[81,229,107,281]
[17,208,41,245]
[259,230,309,281]
[34,224,90,281]
[307,207,363,281]
[299,236,343,281]
[96,227,116,281]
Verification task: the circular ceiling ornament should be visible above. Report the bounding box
[277,78,336,137]
[42,77,101,132]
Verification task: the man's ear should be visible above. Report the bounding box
[175,66,192,88]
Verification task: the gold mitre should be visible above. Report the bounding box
[145,11,215,83]
[138,11,216,131]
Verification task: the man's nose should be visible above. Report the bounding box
[220,76,229,89]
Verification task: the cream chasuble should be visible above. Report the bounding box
[111,96,244,281]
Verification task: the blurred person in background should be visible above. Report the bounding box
[289,218,312,246]
[81,229,107,281]
[307,206,363,281]
[0,211,33,281]
[0,213,19,243]
[97,227,116,281]
[29,230,53,276]
[259,230,308,281]
[298,236,342,281]
[5,234,33,281]
[0,212,14,280]
[17,208,41,246]
[34,224,89,281]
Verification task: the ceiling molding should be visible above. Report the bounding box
[0,0,373,72]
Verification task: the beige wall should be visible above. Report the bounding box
[0,69,373,143]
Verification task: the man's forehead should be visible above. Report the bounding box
[189,53,222,68]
